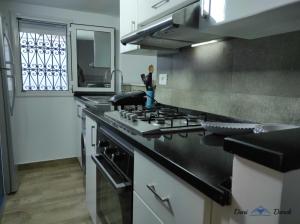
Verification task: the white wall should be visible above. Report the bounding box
[0,1,157,164]
[11,97,77,164]
[0,1,120,164]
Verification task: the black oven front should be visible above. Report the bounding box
[92,126,133,224]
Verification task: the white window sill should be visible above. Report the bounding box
[16,91,73,97]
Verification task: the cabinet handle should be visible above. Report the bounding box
[77,105,81,118]
[91,126,96,147]
[147,184,170,202]
[152,0,170,9]
[147,184,173,213]
[131,21,136,32]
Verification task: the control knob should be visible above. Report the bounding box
[126,113,133,120]
[123,112,130,118]
[129,114,138,122]
[120,110,126,117]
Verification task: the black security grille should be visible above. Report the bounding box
[20,32,68,91]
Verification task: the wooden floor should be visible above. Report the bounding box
[2,158,93,224]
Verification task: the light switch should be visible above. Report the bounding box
[159,74,168,85]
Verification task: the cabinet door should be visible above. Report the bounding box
[120,0,139,53]
[208,0,299,24]
[85,116,97,224]
[74,100,82,167]
[200,0,300,38]
[138,0,197,25]
[71,24,115,92]
[211,202,230,224]
[75,100,86,167]
[133,191,164,224]
[134,151,211,224]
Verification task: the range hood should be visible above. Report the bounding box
[121,2,221,50]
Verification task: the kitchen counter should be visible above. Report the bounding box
[224,128,300,172]
[84,107,233,206]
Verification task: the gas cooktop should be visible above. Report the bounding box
[104,105,208,135]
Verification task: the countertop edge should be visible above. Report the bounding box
[224,136,289,172]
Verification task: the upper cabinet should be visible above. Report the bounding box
[208,0,299,23]
[120,0,300,53]
[138,0,197,26]
[71,24,115,92]
[120,0,139,53]
[200,0,300,39]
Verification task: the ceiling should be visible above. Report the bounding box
[6,0,119,16]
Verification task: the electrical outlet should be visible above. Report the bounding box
[159,74,168,85]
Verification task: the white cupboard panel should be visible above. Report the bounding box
[133,191,164,224]
[134,150,211,224]
[120,0,139,53]
[85,116,97,224]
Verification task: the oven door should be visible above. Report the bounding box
[92,154,132,224]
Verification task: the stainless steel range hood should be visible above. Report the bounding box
[121,2,221,50]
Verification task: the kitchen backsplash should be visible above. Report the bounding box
[156,30,300,124]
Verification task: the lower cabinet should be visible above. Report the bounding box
[211,202,230,224]
[133,191,164,224]
[85,115,97,224]
[74,99,86,167]
[134,150,212,224]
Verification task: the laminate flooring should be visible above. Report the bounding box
[2,158,93,224]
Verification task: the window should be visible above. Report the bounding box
[18,19,68,91]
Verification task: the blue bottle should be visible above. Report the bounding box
[146,90,154,109]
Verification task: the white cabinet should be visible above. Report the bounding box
[133,191,164,224]
[138,0,197,25]
[201,0,300,39]
[85,115,97,224]
[74,99,86,167]
[211,202,230,224]
[134,150,211,224]
[120,0,139,53]
[208,0,298,24]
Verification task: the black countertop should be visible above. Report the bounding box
[224,128,300,172]
[84,108,233,206]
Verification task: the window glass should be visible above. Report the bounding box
[76,29,112,88]
[18,19,68,91]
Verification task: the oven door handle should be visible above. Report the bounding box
[92,155,131,190]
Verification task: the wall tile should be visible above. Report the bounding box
[157,30,300,124]
[229,94,296,123]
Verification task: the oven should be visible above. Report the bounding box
[92,126,133,224]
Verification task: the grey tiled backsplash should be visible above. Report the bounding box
[156,30,300,124]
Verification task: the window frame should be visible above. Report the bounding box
[13,16,73,97]
[70,24,115,93]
